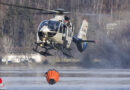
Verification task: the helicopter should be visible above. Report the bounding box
[0,2,96,57]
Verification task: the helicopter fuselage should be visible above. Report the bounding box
[0,2,96,56]
[37,15,73,49]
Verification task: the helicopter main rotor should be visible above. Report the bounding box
[0,2,71,15]
[0,1,105,16]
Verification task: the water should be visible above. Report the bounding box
[0,66,130,90]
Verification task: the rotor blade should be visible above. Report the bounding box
[78,13,100,16]
[55,8,71,14]
[0,2,45,11]
[64,12,71,14]
[0,2,72,15]
[76,13,110,16]
[39,11,70,14]
[35,12,56,14]
[0,2,58,12]
[39,11,71,15]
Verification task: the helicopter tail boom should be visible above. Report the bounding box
[73,36,96,52]
[73,19,95,52]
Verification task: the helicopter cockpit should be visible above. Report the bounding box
[38,20,60,32]
[48,20,60,31]
[38,20,60,37]
[38,20,48,31]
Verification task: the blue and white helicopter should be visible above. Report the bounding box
[34,9,96,56]
[0,2,96,57]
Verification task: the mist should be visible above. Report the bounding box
[80,10,130,68]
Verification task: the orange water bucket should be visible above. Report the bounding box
[45,69,59,85]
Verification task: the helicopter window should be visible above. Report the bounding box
[59,24,63,33]
[38,20,48,31]
[68,29,72,37]
[48,20,60,31]
[63,25,66,34]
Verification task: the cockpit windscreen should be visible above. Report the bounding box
[38,20,60,32]
[48,20,60,31]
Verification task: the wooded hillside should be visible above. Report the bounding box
[0,0,130,68]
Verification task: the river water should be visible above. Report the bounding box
[0,66,130,90]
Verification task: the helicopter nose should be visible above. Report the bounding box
[40,26,56,37]
[42,27,50,35]
[39,26,50,37]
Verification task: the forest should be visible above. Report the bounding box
[0,0,130,68]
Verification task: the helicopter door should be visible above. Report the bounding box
[59,23,72,48]
[53,23,66,45]
[61,25,67,48]
[65,26,73,48]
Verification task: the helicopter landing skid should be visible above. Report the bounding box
[33,43,53,56]
[33,47,53,56]
[33,42,73,57]
[61,48,73,58]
